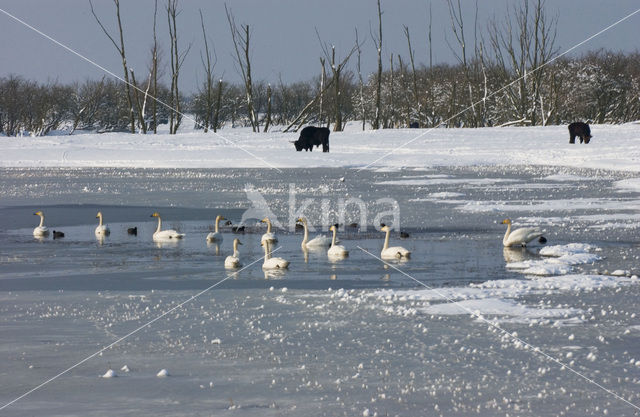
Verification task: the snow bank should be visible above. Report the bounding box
[1,124,639,171]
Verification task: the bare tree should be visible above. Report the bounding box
[149,0,159,133]
[167,0,190,134]
[372,0,383,129]
[319,57,327,127]
[316,29,358,131]
[129,68,147,133]
[488,0,557,125]
[445,0,479,127]
[403,25,420,125]
[355,28,367,130]
[225,4,258,132]
[199,8,216,133]
[89,0,136,133]
[263,83,272,132]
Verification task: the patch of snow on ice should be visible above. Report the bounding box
[614,178,640,193]
[428,192,465,198]
[542,174,598,182]
[539,243,595,257]
[421,298,578,320]
[507,243,601,276]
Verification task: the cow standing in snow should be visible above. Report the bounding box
[293,126,330,152]
[568,122,592,144]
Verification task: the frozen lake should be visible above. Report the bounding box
[1,166,639,416]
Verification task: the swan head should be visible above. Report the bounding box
[296,217,306,224]
[233,238,243,246]
[380,225,391,232]
[216,215,227,222]
[261,218,270,223]
[329,225,337,232]
[34,211,44,217]
[151,212,160,218]
[502,219,512,225]
[96,211,102,219]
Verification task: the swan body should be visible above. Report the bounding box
[327,225,349,258]
[381,225,411,260]
[33,211,49,237]
[151,212,185,241]
[206,215,226,242]
[262,241,289,269]
[502,219,544,247]
[224,238,242,269]
[95,211,110,236]
[260,218,278,243]
[297,217,332,248]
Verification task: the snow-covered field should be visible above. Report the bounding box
[1,123,640,171]
[1,125,640,416]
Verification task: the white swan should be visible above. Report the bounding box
[260,218,278,243]
[262,241,289,270]
[327,225,349,258]
[502,218,544,247]
[206,215,226,242]
[95,211,110,237]
[224,238,242,269]
[151,212,185,241]
[297,217,332,248]
[381,225,411,260]
[33,211,49,237]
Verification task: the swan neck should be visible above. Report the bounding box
[331,228,337,247]
[263,243,271,260]
[302,221,308,244]
[38,214,44,228]
[233,240,239,257]
[503,222,511,245]
[156,216,162,233]
[214,217,220,233]
[383,229,390,250]
[266,220,272,233]
[98,214,103,227]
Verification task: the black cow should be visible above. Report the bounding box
[293,126,330,152]
[568,122,592,144]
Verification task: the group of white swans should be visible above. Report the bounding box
[33,210,544,271]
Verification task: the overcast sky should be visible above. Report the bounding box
[1,0,639,93]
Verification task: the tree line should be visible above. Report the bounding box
[1,0,639,137]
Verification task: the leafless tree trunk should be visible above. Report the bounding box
[355,28,366,130]
[213,79,223,132]
[151,0,159,133]
[89,0,136,133]
[263,84,272,132]
[426,1,435,127]
[129,68,147,133]
[225,4,258,132]
[167,0,189,134]
[403,25,420,126]
[199,9,215,133]
[372,0,383,129]
[319,57,326,127]
[388,54,394,128]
